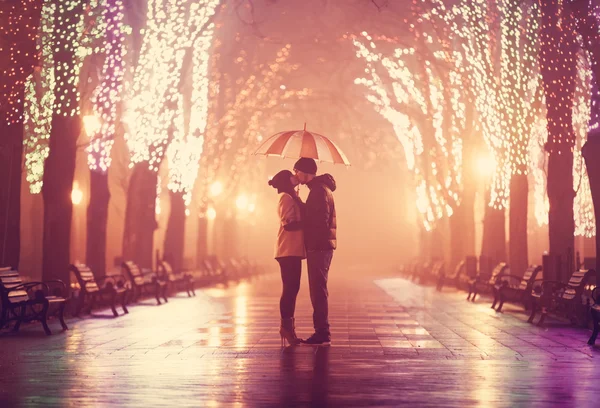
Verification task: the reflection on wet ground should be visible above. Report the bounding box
[1,273,598,407]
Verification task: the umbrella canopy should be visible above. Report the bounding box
[254,124,350,165]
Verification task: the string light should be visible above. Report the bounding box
[0,0,43,125]
[23,1,55,194]
[86,0,125,174]
[166,1,219,207]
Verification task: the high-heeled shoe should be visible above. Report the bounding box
[280,317,301,346]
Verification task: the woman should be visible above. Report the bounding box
[268,169,306,346]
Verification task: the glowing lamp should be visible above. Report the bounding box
[83,115,101,136]
[209,181,223,197]
[71,182,83,205]
[206,207,217,220]
[236,195,249,210]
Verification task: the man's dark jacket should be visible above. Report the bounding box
[304,174,337,251]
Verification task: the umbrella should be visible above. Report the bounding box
[254,124,350,165]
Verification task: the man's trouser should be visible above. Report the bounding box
[307,250,334,335]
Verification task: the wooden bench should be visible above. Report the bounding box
[437,260,464,291]
[0,267,68,335]
[467,262,509,302]
[528,269,596,327]
[588,286,599,345]
[70,264,129,317]
[159,260,195,297]
[122,261,168,305]
[491,265,542,312]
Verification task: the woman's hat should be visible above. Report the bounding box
[268,170,294,189]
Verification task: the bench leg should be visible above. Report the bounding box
[110,291,119,317]
[88,293,96,314]
[527,299,537,323]
[121,291,129,314]
[74,292,85,317]
[162,284,169,303]
[588,312,599,345]
[58,302,68,330]
[467,285,473,301]
[491,291,499,309]
[537,307,547,327]
[471,288,477,302]
[497,298,505,312]
[154,283,162,305]
[13,304,26,333]
[39,300,52,335]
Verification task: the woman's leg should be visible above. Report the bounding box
[278,257,302,319]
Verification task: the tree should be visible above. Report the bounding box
[538,0,580,281]
[569,0,600,265]
[0,0,43,269]
[123,0,220,268]
[41,0,88,285]
[85,0,126,277]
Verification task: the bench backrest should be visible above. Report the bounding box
[431,261,444,277]
[70,264,100,293]
[160,261,176,279]
[486,262,509,284]
[122,261,145,286]
[0,267,29,304]
[519,265,542,290]
[448,260,465,280]
[561,269,596,301]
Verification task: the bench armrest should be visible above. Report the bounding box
[499,274,527,285]
[592,287,598,303]
[8,281,48,295]
[43,280,68,297]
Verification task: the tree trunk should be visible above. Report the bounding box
[480,199,506,275]
[86,171,110,276]
[41,2,86,286]
[197,215,208,267]
[0,1,43,270]
[122,163,158,269]
[509,173,528,276]
[539,0,579,282]
[583,138,600,270]
[41,115,78,284]
[0,121,23,269]
[163,191,185,272]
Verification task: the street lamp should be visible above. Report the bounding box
[71,181,83,205]
[206,207,217,220]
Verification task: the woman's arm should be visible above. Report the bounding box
[279,194,303,231]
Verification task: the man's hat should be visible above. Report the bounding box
[293,157,317,175]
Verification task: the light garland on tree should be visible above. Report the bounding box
[86,0,125,174]
[23,0,55,194]
[165,0,220,207]
[52,0,86,117]
[352,30,465,231]
[0,0,43,125]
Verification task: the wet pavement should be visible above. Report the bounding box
[1,270,599,407]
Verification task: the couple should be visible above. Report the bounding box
[268,157,336,346]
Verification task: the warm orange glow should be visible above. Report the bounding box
[206,207,217,220]
[236,194,249,210]
[71,182,83,205]
[209,181,223,197]
[83,114,101,137]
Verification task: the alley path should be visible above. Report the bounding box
[1,270,599,407]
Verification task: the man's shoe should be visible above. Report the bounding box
[301,332,331,346]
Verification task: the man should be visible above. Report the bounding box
[293,157,336,346]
